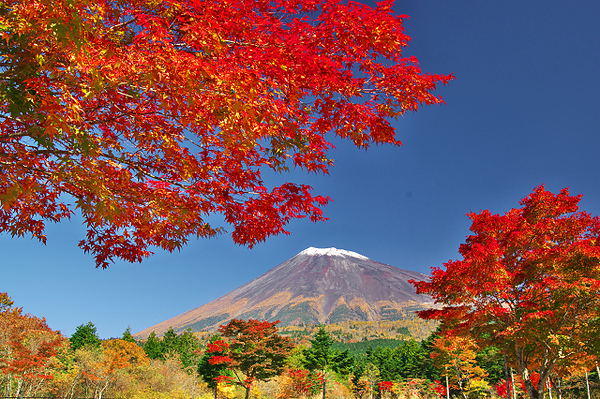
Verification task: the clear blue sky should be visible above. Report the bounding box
[2,1,600,339]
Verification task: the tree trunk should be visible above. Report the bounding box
[585,372,591,399]
[513,344,557,399]
[515,346,543,399]
[15,377,22,399]
[68,373,79,399]
[503,354,510,399]
[322,377,326,399]
[97,378,111,399]
[245,385,251,399]
[557,376,562,399]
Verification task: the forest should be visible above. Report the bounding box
[1,291,599,399]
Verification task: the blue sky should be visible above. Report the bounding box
[3,1,600,339]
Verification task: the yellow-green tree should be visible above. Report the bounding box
[72,338,149,399]
[431,334,488,399]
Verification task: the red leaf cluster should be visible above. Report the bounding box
[411,185,600,399]
[378,380,394,392]
[0,0,453,267]
[0,293,66,384]
[432,380,446,396]
[208,355,233,365]
[206,339,229,354]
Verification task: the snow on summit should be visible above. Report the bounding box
[299,247,370,260]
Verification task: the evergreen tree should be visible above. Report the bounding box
[143,331,162,360]
[70,322,101,351]
[178,328,201,371]
[161,327,179,358]
[365,339,435,383]
[418,329,442,382]
[303,326,353,399]
[122,326,136,343]
[303,326,334,373]
[476,345,504,385]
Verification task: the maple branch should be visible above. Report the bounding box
[0,130,33,140]
[106,17,138,33]
[221,39,269,48]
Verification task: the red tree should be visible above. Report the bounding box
[413,186,600,398]
[411,186,600,399]
[0,293,66,397]
[198,337,234,399]
[0,0,453,267]
[217,319,294,399]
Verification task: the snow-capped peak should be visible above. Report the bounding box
[298,247,370,260]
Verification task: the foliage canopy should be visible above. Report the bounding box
[411,186,600,399]
[0,0,452,267]
[216,319,294,399]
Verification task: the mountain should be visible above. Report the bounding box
[135,247,433,338]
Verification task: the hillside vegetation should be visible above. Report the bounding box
[189,316,438,347]
[278,317,438,344]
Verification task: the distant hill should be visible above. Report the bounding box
[135,247,433,338]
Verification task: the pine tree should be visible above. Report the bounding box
[303,326,353,399]
[178,328,201,371]
[122,326,136,343]
[161,327,179,358]
[70,322,101,351]
[143,331,162,360]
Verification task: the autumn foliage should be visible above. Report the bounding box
[278,368,323,398]
[431,334,487,399]
[216,319,294,399]
[411,186,600,399]
[6,292,600,398]
[0,0,453,267]
[0,293,66,398]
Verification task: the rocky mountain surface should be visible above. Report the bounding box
[135,247,432,338]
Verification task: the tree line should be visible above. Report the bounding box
[2,291,600,399]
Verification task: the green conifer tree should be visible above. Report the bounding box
[161,327,179,358]
[303,326,353,399]
[70,321,101,351]
[143,331,162,360]
[178,328,201,371]
[122,326,136,343]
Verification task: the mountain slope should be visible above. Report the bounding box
[135,247,432,338]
